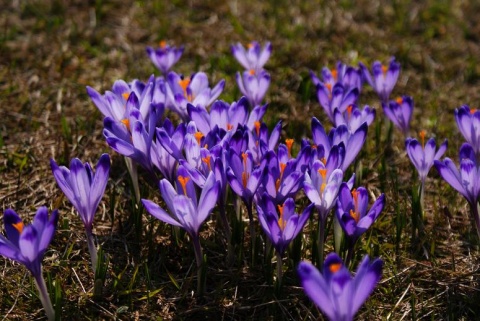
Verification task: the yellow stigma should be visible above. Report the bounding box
[329,262,342,273]
[285,138,294,159]
[202,155,212,171]
[350,209,360,223]
[331,68,338,81]
[419,130,426,148]
[382,65,388,75]
[254,121,261,137]
[121,118,130,130]
[178,175,190,195]
[159,40,167,48]
[318,168,327,180]
[12,221,24,233]
[178,78,190,96]
[122,92,130,100]
[194,131,204,146]
[277,204,286,231]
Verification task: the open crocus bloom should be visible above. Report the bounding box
[236,69,271,108]
[359,57,400,102]
[231,41,272,72]
[405,131,447,184]
[0,207,58,278]
[146,41,184,74]
[454,105,480,157]
[297,253,383,321]
[382,95,414,136]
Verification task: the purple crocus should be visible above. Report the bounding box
[236,69,271,108]
[142,168,219,294]
[257,195,313,256]
[0,207,58,320]
[310,62,363,94]
[360,57,400,102]
[314,82,359,123]
[333,104,376,133]
[454,105,480,157]
[50,154,110,271]
[382,95,414,136]
[435,143,480,238]
[146,41,184,74]
[405,131,447,184]
[297,253,383,321]
[311,117,367,172]
[336,185,385,264]
[165,71,225,120]
[231,41,272,72]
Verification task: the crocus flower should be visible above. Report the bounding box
[236,69,271,108]
[311,117,367,172]
[50,154,110,271]
[382,95,414,136]
[297,253,383,321]
[310,62,363,94]
[166,71,225,120]
[405,131,447,184]
[231,41,272,72]
[256,194,313,256]
[333,104,376,133]
[359,57,400,102]
[0,207,59,321]
[435,143,480,238]
[314,82,359,123]
[336,184,385,264]
[142,168,219,294]
[454,105,480,157]
[248,120,282,164]
[146,41,184,74]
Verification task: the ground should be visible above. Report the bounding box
[1,0,480,320]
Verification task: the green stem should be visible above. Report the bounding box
[192,235,205,296]
[85,229,98,274]
[317,210,326,271]
[276,251,283,288]
[124,157,140,202]
[34,269,55,321]
[470,202,480,241]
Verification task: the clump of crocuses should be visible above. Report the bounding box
[297,253,383,321]
[50,154,110,273]
[0,207,59,321]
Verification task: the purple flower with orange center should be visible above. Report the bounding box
[454,105,480,157]
[236,69,271,108]
[146,40,184,74]
[336,185,385,264]
[313,81,359,123]
[166,71,225,120]
[405,130,447,185]
[333,104,376,133]
[231,41,272,72]
[310,62,363,94]
[297,253,383,321]
[382,95,414,136]
[0,207,59,320]
[360,57,400,102]
[248,120,282,163]
[257,194,314,256]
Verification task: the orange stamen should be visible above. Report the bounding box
[121,118,130,130]
[202,155,212,171]
[242,172,248,188]
[178,78,190,95]
[350,209,360,223]
[242,152,249,187]
[178,176,190,195]
[247,42,254,49]
[320,157,326,165]
[249,69,255,75]
[227,123,234,131]
[325,83,332,92]
[275,163,287,191]
[351,188,359,209]
[159,40,167,48]
[382,65,388,75]
[311,144,317,149]
[285,139,294,159]
[318,168,327,180]
[12,221,24,233]
[277,204,286,231]
[122,92,130,100]
[254,121,261,137]
[331,68,338,81]
[470,108,477,114]
[194,132,204,146]
[419,130,426,148]
[395,97,403,104]
[329,262,342,273]
[347,105,353,118]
